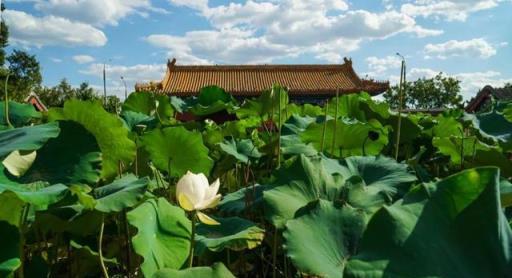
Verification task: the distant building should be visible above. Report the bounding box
[466,85,512,113]
[135,58,389,103]
[25,92,48,112]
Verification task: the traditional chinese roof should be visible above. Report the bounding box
[135,58,389,97]
[465,85,512,113]
[24,92,48,112]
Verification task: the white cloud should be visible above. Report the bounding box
[401,0,506,22]
[388,67,511,100]
[168,0,209,11]
[81,63,167,99]
[80,63,166,83]
[4,10,107,47]
[146,28,292,64]
[73,55,96,64]
[424,38,497,59]
[34,0,157,27]
[50,58,62,63]
[454,70,512,99]
[148,1,441,64]
[366,56,402,76]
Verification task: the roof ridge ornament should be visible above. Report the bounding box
[167,58,177,68]
[343,57,352,66]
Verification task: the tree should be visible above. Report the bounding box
[383,73,463,109]
[0,3,8,67]
[6,50,42,101]
[35,80,101,107]
[104,95,121,114]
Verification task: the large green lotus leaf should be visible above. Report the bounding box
[127,198,191,277]
[280,115,318,156]
[465,107,512,150]
[345,167,512,277]
[152,262,235,278]
[15,121,101,185]
[432,136,512,176]
[236,84,288,119]
[189,86,237,116]
[218,184,265,215]
[501,178,512,208]
[284,200,366,278]
[198,86,233,106]
[503,103,512,122]
[263,155,343,229]
[120,110,156,132]
[432,114,462,138]
[286,103,323,118]
[141,126,213,178]
[385,112,423,145]
[338,156,417,197]
[155,95,175,123]
[195,217,264,255]
[48,100,136,179]
[218,138,262,164]
[0,122,60,158]
[0,182,69,211]
[433,135,491,165]
[301,118,389,157]
[0,221,21,277]
[93,174,149,213]
[122,92,156,115]
[169,96,187,113]
[327,92,389,122]
[0,101,41,127]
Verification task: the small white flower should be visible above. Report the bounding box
[176,171,221,225]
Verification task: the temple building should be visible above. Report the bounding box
[135,58,389,103]
[466,85,512,113]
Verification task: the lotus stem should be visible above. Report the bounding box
[272,228,278,278]
[4,73,12,128]
[17,204,30,278]
[459,128,465,170]
[362,136,369,156]
[99,215,110,278]
[123,211,132,277]
[277,88,282,168]
[320,101,329,153]
[331,91,339,156]
[188,211,197,268]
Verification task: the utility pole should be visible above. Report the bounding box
[394,53,406,161]
[121,76,127,100]
[103,62,107,105]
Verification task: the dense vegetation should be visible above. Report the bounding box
[1,84,512,278]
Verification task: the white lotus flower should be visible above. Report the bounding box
[176,171,221,225]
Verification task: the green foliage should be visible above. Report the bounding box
[0,122,60,157]
[153,263,235,278]
[0,101,41,127]
[384,72,463,109]
[0,88,511,278]
[141,126,213,178]
[34,80,101,108]
[195,217,264,255]
[48,99,136,179]
[5,50,42,101]
[127,198,191,277]
[284,200,365,278]
[345,167,512,277]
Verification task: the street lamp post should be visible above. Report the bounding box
[103,63,107,106]
[121,76,127,100]
[394,53,406,160]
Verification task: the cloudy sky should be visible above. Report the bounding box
[3,0,511,100]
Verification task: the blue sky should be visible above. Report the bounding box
[3,0,512,100]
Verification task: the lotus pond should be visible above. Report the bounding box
[1,85,512,277]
